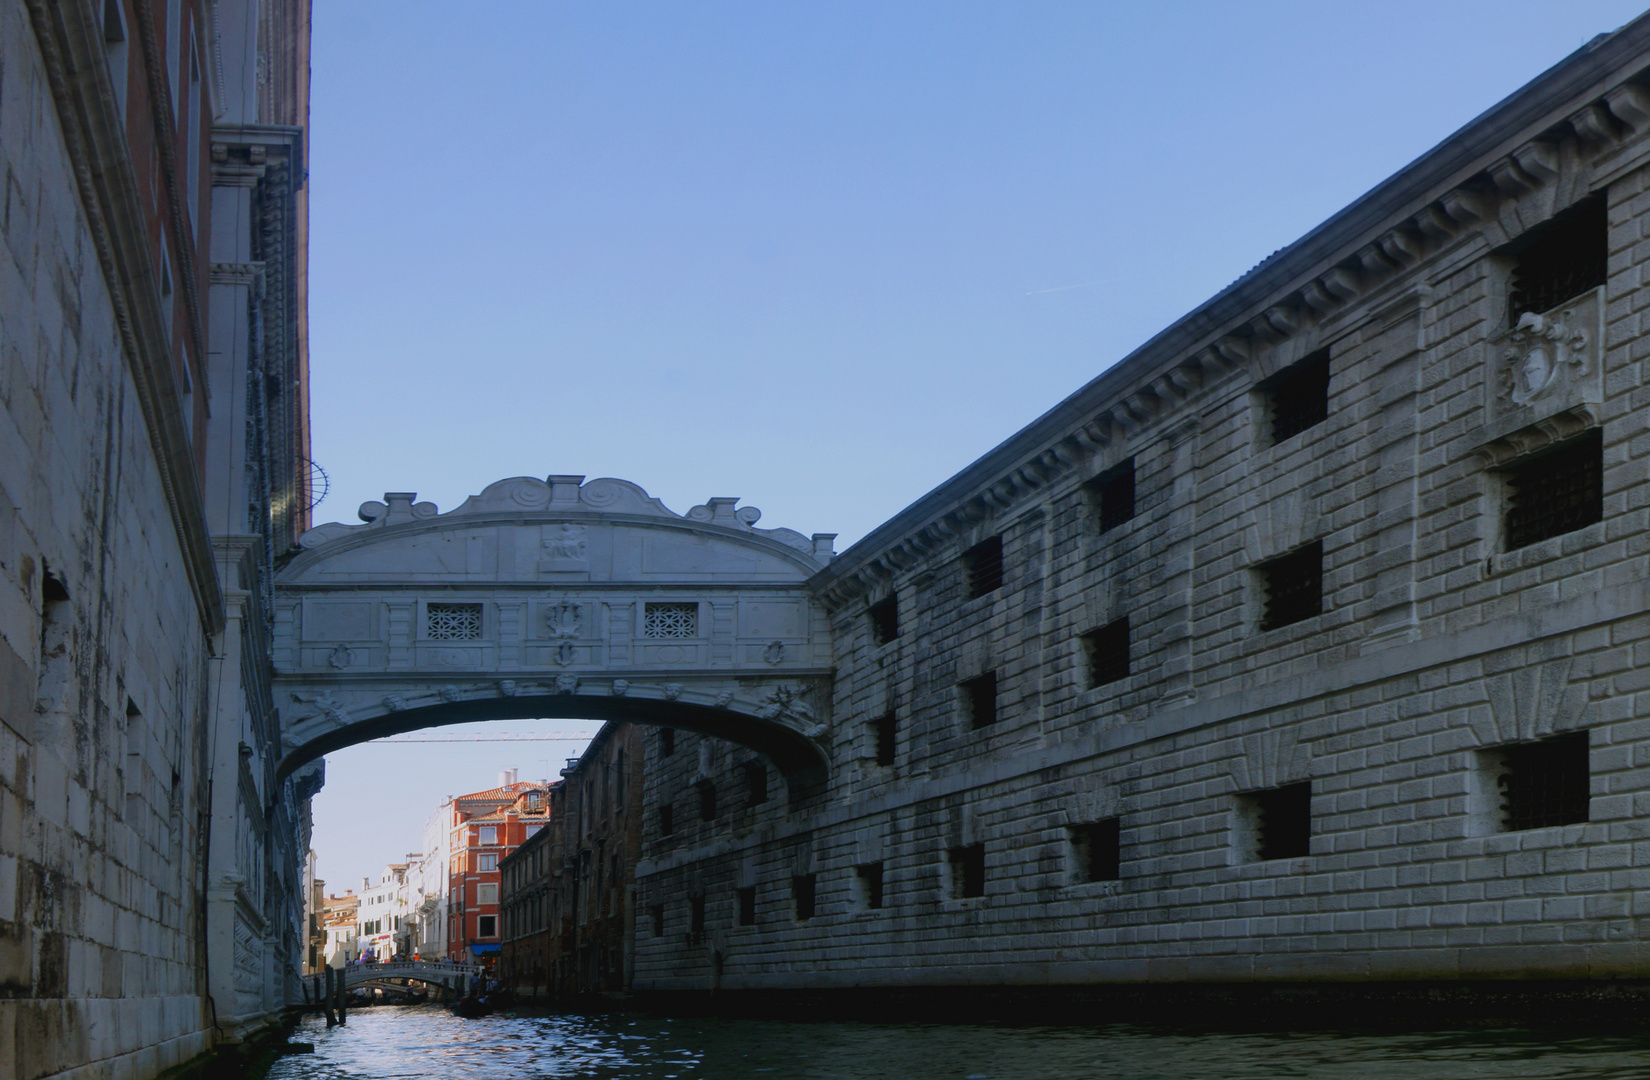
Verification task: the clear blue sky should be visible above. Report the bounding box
[304,0,1650,894]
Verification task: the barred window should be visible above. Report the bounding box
[1081,617,1130,687]
[1260,351,1330,445]
[872,711,897,767]
[644,602,698,638]
[1070,819,1121,883]
[963,536,1004,598]
[869,594,899,645]
[1504,430,1603,551]
[738,886,757,926]
[960,672,998,729]
[792,874,816,921]
[1257,540,1323,631]
[1087,458,1136,534]
[1488,732,1590,832]
[427,602,482,640]
[948,843,985,899]
[1240,782,1312,862]
[1508,196,1606,325]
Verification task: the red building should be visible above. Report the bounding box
[446,771,551,963]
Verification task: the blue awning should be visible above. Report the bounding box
[469,943,501,955]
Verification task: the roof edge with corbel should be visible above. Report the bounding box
[810,14,1650,611]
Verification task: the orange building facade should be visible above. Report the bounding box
[446,774,552,963]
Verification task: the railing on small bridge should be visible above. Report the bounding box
[326,959,482,991]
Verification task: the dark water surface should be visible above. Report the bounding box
[265,1004,1650,1079]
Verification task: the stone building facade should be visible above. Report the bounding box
[1,1,314,1076]
[631,20,1650,994]
[500,722,644,997]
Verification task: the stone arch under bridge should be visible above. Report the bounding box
[272,475,838,783]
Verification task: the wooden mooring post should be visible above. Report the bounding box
[322,967,337,1026]
[335,964,347,1024]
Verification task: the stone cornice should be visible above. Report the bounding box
[23,0,224,633]
[810,16,1650,612]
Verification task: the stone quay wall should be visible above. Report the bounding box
[631,19,1650,992]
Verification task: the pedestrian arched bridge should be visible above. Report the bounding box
[272,475,838,782]
[339,959,481,990]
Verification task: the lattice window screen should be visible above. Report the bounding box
[427,602,482,640]
[644,602,698,638]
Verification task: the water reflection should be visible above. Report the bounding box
[265,1004,1650,1080]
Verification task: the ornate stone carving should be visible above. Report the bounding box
[497,680,517,697]
[662,683,683,701]
[611,679,630,697]
[713,688,735,709]
[542,524,587,561]
[381,695,407,713]
[439,684,462,702]
[1501,309,1589,407]
[758,684,815,725]
[292,691,348,724]
[327,644,354,669]
[554,674,579,695]
[545,600,582,640]
[763,641,785,665]
[554,642,576,667]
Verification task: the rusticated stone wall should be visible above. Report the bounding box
[631,20,1650,993]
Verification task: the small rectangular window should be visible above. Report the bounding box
[478,826,497,846]
[427,602,483,640]
[1508,196,1606,324]
[872,711,896,767]
[1258,540,1323,631]
[792,874,816,921]
[743,761,767,807]
[737,886,756,926]
[660,728,676,756]
[960,672,998,729]
[476,883,498,905]
[1080,618,1130,687]
[869,594,899,645]
[854,862,884,910]
[651,904,665,936]
[947,843,985,899]
[658,802,674,837]
[696,780,717,822]
[1503,429,1603,551]
[1487,731,1590,832]
[689,895,705,942]
[1260,350,1330,445]
[963,536,1004,598]
[1087,458,1136,534]
[644,602,698,638]
[1239,782,1312,862]
[478,853,497,872]
[477,915,497,938]
[1070,819,1121,883]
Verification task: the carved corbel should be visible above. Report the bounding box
[1213,335,1251,367]
[1356,242,1398,275]
[1414,204,1460,240]
[1299,280,1339,314]
[1377,227,1424,265]
[1604,83,1650,131]
[1252,305,1298,340]
[1439,187,1488,224]
[1320,266,1360,301]
[1073,416,1111,452]
[1488,157,1536,197]
[1569,103,1619,148]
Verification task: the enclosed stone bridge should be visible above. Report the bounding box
[272,475,838,783]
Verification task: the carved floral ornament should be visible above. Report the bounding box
[817,84,1650,613]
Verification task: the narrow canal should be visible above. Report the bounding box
[265,1005,1650,1079]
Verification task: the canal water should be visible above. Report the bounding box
[265,1004,1650,1079]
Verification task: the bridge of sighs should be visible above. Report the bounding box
[271,475,839,785]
